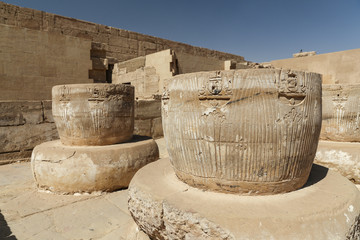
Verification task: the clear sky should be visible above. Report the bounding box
[3,0,360,62]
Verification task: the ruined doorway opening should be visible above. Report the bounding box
[106,64,114,83]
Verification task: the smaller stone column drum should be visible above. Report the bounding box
[162,69,322,194]
[52,84,134,146]
[321,84,360,142]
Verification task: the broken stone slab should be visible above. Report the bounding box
[315,140,360,184]
[320,84,360,142]
[52,83,134,146]
[128,158,360,240]
[162,69,322,195]
[31,136,159,194]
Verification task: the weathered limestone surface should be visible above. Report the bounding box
[316,140,360,184]
[0,24,92,101]
[320,84,360,142]
[129,158,360,239]
[0,1,245,91]
[112,50,176,99]
[162,69,322,194]
[271,48,360,84]
[31,137,159,194]
[52,84,134,146]
[0,101,59,164]
[133,99,162,138]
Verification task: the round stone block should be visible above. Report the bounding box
[52,83,134,146]
[321,84,360,142]
[162,69,322,194]
[316,140,360,184]
[31,137,159,194]
[129,158,360,240]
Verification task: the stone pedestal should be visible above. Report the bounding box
[315,140,360,184]
[32,137,159,194]
[129,158,360,239]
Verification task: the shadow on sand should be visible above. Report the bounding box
[0,210,17,240]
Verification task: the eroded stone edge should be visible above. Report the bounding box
[128,186,235,239]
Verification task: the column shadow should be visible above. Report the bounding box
[0,210,17,240]
[301,163,329,189]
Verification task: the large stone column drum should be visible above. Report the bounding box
[52,84,134,146]
[320,84,360,142]
[32,83,159,194]
[162,69,322,194]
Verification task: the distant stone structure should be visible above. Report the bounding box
[0,2,246,164]
[293,51,316,58]
[315,84,360,185]
[270,49,360,84]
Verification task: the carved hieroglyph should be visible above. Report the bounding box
[162,69,322,194]
[52,84,134,146]
[320,84,360,142]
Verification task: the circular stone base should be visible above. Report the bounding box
[31,136,159,194]
[316,140,360,184]
[129,158,360,239]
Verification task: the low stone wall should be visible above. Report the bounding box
[0,99,163,164]
[134,98,163,139]
[0,101,59,164]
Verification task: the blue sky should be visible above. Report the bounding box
[3,0,360,62]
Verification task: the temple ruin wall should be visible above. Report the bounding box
[270,49,360,84]
[0,2,247,163]
[0,1,245,99]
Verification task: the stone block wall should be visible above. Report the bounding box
[0,2,246,163]
[134,99,163,139]
[0,99,162,163]
[0,101,59,164]
[270,49,360,84]
[0,2,245,86]
[0,24,92,101]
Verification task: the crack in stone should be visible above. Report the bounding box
[40,151,76,163]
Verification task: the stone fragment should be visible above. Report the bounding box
[293,51,316,58]
[315,140,360,184]
[52,84,134,146]
[162,69,322,194]
[31,137,159,194]
[320,84,360,142]
[128,158,360,239]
